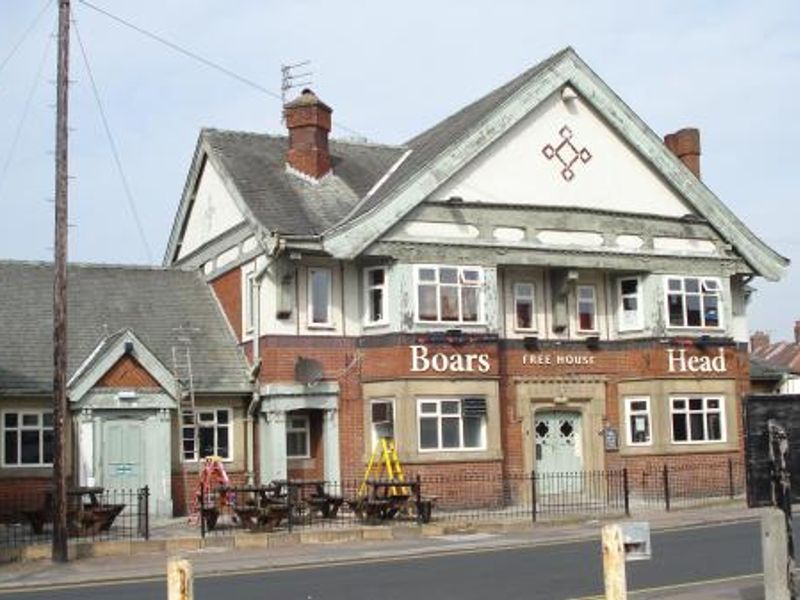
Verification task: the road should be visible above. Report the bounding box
[5,519,769,600]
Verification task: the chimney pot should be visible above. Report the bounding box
[750,330,770,352]
[664,127,701,178]
[284,88,332,180]
[794,321,800,345]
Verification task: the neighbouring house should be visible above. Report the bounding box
[0,47,789,515]
[750,325,800,394]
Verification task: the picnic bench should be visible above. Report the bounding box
[229,485,290,532]
[282,479,344,520]
[22,487,125,535]
[349,479,435,524]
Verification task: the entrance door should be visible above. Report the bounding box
[534,411,583,492]
[102,419,146,492]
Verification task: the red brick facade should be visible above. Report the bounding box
[210,267,242,341]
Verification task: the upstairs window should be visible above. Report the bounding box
[364,267,388,326]
[308,267,332,326]
[576,285,598,332]
[618,277,643,331]
[416,266,483,323]
[3,411,54,466]
[243,272,256,335]
[513,282,536,331]
[665,276,721,328]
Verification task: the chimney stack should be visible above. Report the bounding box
[750,330,770,352]
[664,128,701,178]
[794,321,800,345]
[284,88,332,180]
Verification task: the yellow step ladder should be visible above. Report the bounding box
[358,437,407,497]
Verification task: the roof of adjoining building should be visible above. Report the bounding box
[203,130,406,236]
[752,341,800,375]
[0,261,251,395]
[749,356,789,382]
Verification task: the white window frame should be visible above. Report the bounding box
[576,284,598,333]
[363,266,389,327]
[414,265,484,324]
[624,396,652,447]
[369,398,395,448]
[2,409,54,467]
[670,395,726,444]
[181,408,233,463]
[286,413,311,459]
[617,277,643,332]
[416,398,487,452]
[243,270,257,336]
[513,282,537,332]
[663,276,724,330]
[307,267,333,327]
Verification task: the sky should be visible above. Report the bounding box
[0,0,798,339]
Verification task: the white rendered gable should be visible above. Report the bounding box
[435,90,693,217]
[178,159,246,259]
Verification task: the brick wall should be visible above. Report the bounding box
[210,267,242,341]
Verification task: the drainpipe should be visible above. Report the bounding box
[245,240,282,484]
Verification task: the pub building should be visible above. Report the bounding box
[0,48,787,515]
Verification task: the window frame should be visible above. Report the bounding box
[181,408,233,463]
[363,266,389,327]
[243,270,257,336]
[669,395,726,445]
[413,265,484,325]
[624,396,652,447]
[416,397,487,453]
[369,398,395,448]
[307,267,333,328]
[286,413,311,459]
[617,276,643,332]
[576,284,599,333]
[663,276,724,330]
[513,282,537,332]
[2,409,54,467]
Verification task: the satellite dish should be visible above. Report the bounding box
[295,357,324,385]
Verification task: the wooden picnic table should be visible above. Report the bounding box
[349,479,435,524]
[270,479,344,519]
[22,486,125,535]
[228,485,290,532]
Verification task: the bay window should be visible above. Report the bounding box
[624,397,651,446]
[416,265,483,323]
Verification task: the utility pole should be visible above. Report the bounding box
[52,0,71,563]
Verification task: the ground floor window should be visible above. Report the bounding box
[2,410,53,466]
[182,408,231,461]
[624,397,651,446]
[417,397,486,451]
[286,413,311,458]
[370,399,394,448]
[670,396,724,443]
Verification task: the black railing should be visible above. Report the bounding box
[0,486,150,549]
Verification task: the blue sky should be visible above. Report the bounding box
[1,1,798,339]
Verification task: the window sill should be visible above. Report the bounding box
[307,324,337,331]
[363,321,390,330]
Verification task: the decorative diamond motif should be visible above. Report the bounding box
[541,125,592,181]
[535,421,550,440]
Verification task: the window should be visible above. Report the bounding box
[671,396,725,443]
[417,398,486,451]
[364,267,388,325]
[624,397,651,446]
[618,277,643,331]
[416,265,483,323]
[243,272,257,334]
[370,399,394,447]
[665,276,722,328]
[576,285,597,332]
[3,410,53,466]
[308,268,332,326]
[513,282,536,331]
[182,409,231,461]
[286,413,311,458]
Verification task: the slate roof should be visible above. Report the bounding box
[0,261,251,395]
[749,356,788,382]
[341,47,570,223]
[752,341,800,375]
[203,130,405,236]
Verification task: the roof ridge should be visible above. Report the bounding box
[0,259,193,272]
[202,127,404,150]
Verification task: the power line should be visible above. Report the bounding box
[0,0,54,79]
[77,0,367,138]
[0,21,55,202]
[72,11,154,263]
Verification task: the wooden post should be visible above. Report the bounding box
[52,0,71,564]
[602,524,627,600]
[167,557,193,600]
[763,508,793,600]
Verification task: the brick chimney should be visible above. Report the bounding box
[664,128,701,178]
[751,330,770,352]
[284,88,332,180]
[794,320,800,344]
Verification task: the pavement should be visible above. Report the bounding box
[0,501,772,598]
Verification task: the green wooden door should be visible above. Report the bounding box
[102,419,145,492]
[534,411,583,493]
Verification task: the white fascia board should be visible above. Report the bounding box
[322,50,787,281]
[69,330,178,403]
